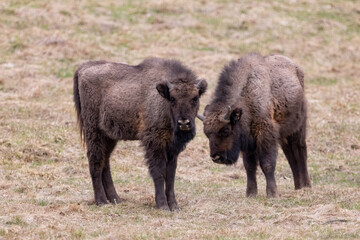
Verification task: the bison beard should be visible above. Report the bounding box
[212,121,256,165]
[212,131,256,165]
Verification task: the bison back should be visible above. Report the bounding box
[266,55,307,137]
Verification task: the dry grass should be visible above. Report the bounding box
[0,0,360,239]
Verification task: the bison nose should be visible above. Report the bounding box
[178,119,191,131]
[178,119,190,125]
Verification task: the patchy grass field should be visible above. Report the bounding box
[1,0,360,239]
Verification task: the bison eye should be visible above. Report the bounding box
[170,96,176,103]
[192,96,198,105]
[218,128,230,137]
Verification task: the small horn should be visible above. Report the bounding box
[223,106,231,120]
[197,114,205,121]
[167,81,173,90]
[195,79,204,89]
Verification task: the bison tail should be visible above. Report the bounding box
[73,68,85,147]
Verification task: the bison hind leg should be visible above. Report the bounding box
[86,130,120,205]
[87,139,108,205]
[281,123,311,190]
[102,137,121,204]
[258,146,279,198]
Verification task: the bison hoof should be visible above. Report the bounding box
[246,192,257,198]
[246,188,258,198]
[157,204,170,211]
[169,202,180,211]
[266,189,278,198]
[301,181,312,189]
[95,199,109,206]
[108,196,121,204]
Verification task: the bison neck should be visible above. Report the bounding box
[226,132,256,164]
[239,133,256,152]
[167,129,195,158]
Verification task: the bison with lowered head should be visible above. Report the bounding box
[199,52,311,197]
[73,58,207,210]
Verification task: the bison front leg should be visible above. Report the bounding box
[166,155,179,211]
[243,151,258,197]
[147,149,169,210]
[258,146,278,198]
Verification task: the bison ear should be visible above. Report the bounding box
[230,108,242,125]
[203,104,210,116]
[196,79,208,96]
[156,83,170,100]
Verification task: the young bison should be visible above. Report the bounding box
[199,52,311,197]
[73,58,207,210]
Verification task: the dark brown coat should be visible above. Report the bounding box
[201,52,310,197]
[74,58,207,210]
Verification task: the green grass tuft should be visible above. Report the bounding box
[309,77,338,86]
[5,216,27,226]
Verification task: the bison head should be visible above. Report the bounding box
[156,79,207,135]
[200,105,254,165]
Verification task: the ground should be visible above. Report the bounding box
[0,0,359,239]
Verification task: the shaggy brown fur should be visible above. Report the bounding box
[73,58,207,210]
[201,52,311,197]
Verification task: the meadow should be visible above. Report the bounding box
[0,0,359,239]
